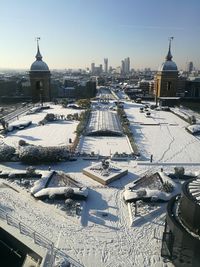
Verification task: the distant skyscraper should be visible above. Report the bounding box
[121,60,125,74]
[99,64,103,74]
[121,57,130,74]
[104,58,108,73]
[187,61,194,73]
[124,57,130,74]
[91,63,95,74]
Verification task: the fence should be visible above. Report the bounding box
[0,207,84,267]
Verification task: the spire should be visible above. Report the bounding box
[165,37,174,61]
[35,37,42,60]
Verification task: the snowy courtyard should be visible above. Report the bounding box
[3,105,81,148]
[1,101,200,267]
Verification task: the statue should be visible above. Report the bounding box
[102,159,110,170]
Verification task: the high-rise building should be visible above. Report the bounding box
[99,64,103,74]
[124,57,130,74]
[91,63,95,74]
[121,60,125,74]
[29,38,51,102]
[121,57,130,74]
[104,58,108,73]
[187,61,194,73]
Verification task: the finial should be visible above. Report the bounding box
[35,37,42,60]
[166,36,174,61]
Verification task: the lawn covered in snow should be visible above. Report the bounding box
[4,104,82,148]
[125,102,200,163]
[78,135,133,156]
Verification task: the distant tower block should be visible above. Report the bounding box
[104,58,108,73]
[155,37,178,98]
[29,38,51,103]
[187,61,194,73]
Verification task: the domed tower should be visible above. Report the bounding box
[29,38,51,103]
[155,37,178,99]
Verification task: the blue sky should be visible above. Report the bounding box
[0,0,200,70]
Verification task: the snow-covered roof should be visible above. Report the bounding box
[86,110,123,136]
[123,188,173,202]
[33,186,88,199]
[9,120,32,127]
[31,171,54,194]
[186,124,200,134]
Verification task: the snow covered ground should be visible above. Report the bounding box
[1,101,200,266]
[4,105,81,148]
[125,102,200,163]
[78,136,133,156]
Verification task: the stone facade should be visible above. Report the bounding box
[29,41,51,103]
[29,71,51,102]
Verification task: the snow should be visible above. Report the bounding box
[33,186,88,199]
[26,106,42,114]
[123,171,179,202]
[87,110,122,135]
[123,188,173,202]
[78,136,133,156]
[2,101,200,267]
[83,161,128,185]
[158,171,177,188]
[125,102,200,163]
[186,124,200,134]
[30,171,54,194]
[4,104,81,148]
[172,106,200,123]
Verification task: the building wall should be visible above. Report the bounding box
[185,80,200,97]
[155,71,178,97]
[29,71,51,102]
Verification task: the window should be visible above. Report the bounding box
[167,81,172,91]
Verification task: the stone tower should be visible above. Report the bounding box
[29,38,51,103]
[155,37,178,99]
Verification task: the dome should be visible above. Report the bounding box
[159,60,178,72]
[30,60,49,71]
[30,41,50,72]
[158,37,178,72]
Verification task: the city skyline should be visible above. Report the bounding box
[0,0,200,70]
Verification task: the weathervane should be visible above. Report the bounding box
[168,36,174,48]
[36,37,41,47]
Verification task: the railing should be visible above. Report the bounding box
[1,104,34,123]
[0,207,84,267]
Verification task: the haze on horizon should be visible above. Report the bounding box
[0,0,200,71]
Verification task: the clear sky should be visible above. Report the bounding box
[0,0,200,70]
